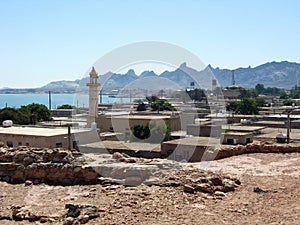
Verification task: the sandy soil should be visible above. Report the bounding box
[0,152,300,224]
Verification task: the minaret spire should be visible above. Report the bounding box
[87,67,100,125]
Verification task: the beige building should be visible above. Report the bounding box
[221,132,253,145]
[0,126,99,149]
[222,86,241,99]
[95,113,181,133]
[187,124,222,137]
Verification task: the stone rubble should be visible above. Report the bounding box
[159,168,240,196]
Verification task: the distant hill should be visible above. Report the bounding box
[211,61,300,89]
[99,61,300,90]
[39,80,80,92]
[1,61,300,94]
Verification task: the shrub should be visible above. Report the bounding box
[57,104,75,109]
[130,120,172,143]
[136,102,147,111]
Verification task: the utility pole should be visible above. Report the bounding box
[67,125,71,150]
[99,89,103,104]
[48,91,52,110]
[287,110,292,144]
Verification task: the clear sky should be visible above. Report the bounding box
[1,0,300,88]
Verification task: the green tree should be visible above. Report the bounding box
[226,98,259,115]
[255,83,265,94]
[290,85,300,99]
[150,99,175,112]
[239,88,258,98]
[0,107,30,125]
[57,104,75,109]
[283,99,297,106]
[25,103,52,122]
[186,88,206,101]
[255,97,268,107]
[279,91,289,99]
[146,95,159,103]
[136,102,147,111]
[237,98,259,115]
[130,121,172,143]
[226,101,240,112]
[130,124,150,141]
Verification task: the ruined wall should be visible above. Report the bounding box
[0,145,100,185]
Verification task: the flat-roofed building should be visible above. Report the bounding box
[0,126,99,149]
[221,132,253,145]
[95,113,181,133]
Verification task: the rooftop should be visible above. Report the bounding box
[80,140,161,152]
[223,132,253,136]
[0,126,91,137]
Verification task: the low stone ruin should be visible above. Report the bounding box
[0,145,100,185]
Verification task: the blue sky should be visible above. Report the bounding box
[1,0,300,88]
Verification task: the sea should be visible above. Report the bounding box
[0,93,132,109]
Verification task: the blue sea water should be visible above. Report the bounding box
[0,93,125,109]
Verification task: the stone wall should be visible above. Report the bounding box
[162,139,300,162]
[214,142,300,160]
[0,145,100,185]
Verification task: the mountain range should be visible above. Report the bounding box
[1,61,300,94]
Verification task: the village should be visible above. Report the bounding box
[1,67,300,161]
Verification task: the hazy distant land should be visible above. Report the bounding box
[1,61,300,94]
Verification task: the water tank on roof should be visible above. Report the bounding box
[276,133,287,143]
[91,122,97,130]
[2,120,13,127]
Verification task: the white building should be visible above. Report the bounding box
[0,126,99,149]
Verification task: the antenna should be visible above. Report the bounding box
[232,70,236,86]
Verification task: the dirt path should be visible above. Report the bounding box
[0,152,299,224]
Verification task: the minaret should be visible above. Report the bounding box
[232,70,236,86]
[86,67,100,124]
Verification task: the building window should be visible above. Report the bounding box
[18,142,22,146]
[7,141,13,147]
[55,142,62,148]
[26,143,29,146]
[227,138,234,145]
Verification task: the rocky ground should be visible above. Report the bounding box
[0,147,299,224]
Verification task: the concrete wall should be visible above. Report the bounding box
[161,143,208,162]
[187,124,222,137]
[51,109,75,117]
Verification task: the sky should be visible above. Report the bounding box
[1,0,300,88]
